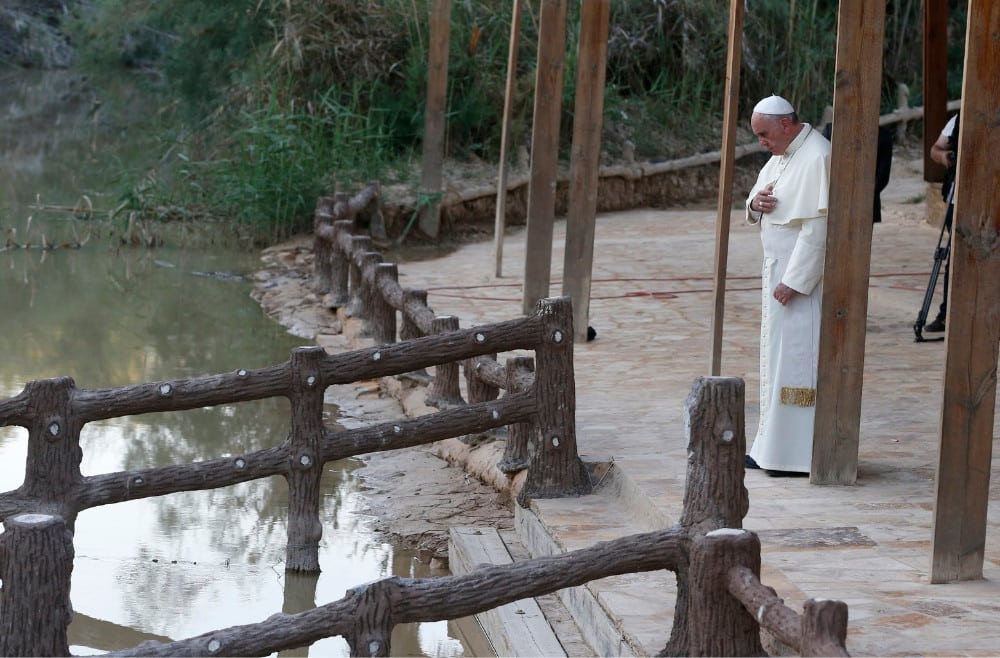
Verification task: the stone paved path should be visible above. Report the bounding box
[379,154,1000,657]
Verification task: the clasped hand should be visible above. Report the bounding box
[752,184,776,213]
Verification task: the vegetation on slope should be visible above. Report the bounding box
[58,0,966,244]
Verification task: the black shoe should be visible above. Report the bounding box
[744,455,761,470]
[765,469,809,478]
[925,317,946,332]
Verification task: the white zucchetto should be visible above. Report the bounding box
[753,95,795,115]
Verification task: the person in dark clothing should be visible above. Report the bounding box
[821,123,894,223]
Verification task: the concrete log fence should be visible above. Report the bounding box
[312,192,592,505]
[0,296,588,530]
[660,376,850,658]
[0,373,849,656]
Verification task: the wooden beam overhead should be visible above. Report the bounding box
[931,0,1000,584]
[811,0,887,484]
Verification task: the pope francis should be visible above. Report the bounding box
[745,95,831,476]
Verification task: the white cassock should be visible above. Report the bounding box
[746,124,831,473]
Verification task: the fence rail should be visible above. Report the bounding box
[0,375,849,657]
[311,187,592,504]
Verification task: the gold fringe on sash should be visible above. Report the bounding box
[780,386,816,407]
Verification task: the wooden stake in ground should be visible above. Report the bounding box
[561,0,610,341]
[494,0,524,278]
[931,0,1000,584]
[417,0,451,238]
[708,0,745,376]
[522,0,568,315]
[811,0,886,485]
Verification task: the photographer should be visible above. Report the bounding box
[923,112,958,333]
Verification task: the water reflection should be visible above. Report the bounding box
[0,70,477,657]
[2,242,472,657]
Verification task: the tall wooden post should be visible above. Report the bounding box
[931,0,1000,584]
[810,0,886,484]
[494,0,524,277]
[923,0,949,185]
[417,0,451,238]
[561,0,610,341]
[708,0,745,375]
[521,0,568,315]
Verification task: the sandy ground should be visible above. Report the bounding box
[251,242,515,565]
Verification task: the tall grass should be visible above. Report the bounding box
[72,0,963,244]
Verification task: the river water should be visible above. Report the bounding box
[0,71,483,656]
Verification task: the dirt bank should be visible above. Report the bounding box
[251,238,516,564]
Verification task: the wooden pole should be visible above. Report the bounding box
[923,0,949,184]
[417,0,451,238]
[708,0,745,376]
[521,0,568,315]
[931,0,1000,584]
[494,0,524,277]
[810,0,886,484]
[561,0,610,341]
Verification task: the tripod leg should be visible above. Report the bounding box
[914,206,952,342]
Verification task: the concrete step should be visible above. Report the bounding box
[516,459,680,657]
[448,526,590,657]
[450,458,681,657]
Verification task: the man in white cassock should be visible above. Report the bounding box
[744,95,831,476]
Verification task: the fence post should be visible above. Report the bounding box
[286,347,328,572]
[21,377,83,513]
[372,264,399,345]
[464,355,499,404]
[664,375,748,656]
[0,513,74,657]
[518,297,592,505]
[801,599,849,657]
[498,355,534,474]
[460,354,499,445]
[399,289,428,340]
[425,316,465,408]
[687,529,765,656]
[680,376,748,532]
[328,219,354,307]
[348,236,373,317]
[312,197,335,294]
[358,251,383,335]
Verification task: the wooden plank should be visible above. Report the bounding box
[708,0,745,376]
[922,0,949,184]
[522,0,568,315]
[931,0,1000,584]
[494,0,525,278]
[810,0,886,484]
[561,0,611,341]
[448,527,567,657]
[417,0,451,238]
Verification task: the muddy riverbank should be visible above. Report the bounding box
[251,237,517,564]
